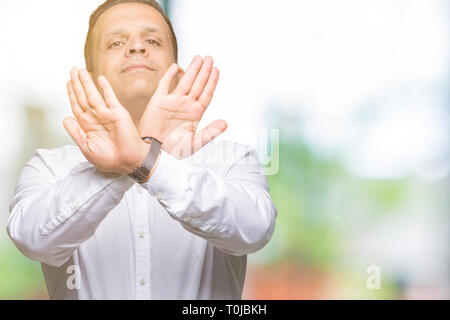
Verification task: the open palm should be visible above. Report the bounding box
[63,68,147,174]
[139,56,228,159]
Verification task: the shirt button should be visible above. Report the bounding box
[156,192,164,200]
[72,200,80,210]
[138,231,145,238]
[185,216,193,223]
[138,187,144,194]
[139,278,146,285]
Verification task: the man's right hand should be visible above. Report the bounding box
[63,68,150,175]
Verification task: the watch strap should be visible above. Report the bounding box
[128,137,162,183]
[142,137,162,173]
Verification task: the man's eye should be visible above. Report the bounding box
[109,41,124,48]
[145,39,159,46]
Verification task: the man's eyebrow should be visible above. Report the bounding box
[102,29,127,41]
[102,26,165,40]
[142,26,165,37]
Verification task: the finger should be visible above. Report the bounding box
[70,67,89,111]
[189,55,214,100]
[168,68,185,94]
[97,76,122,109]
[193,119,228,152]
[67,80,83,119]
[173,55,203,95]
[154,63,180,96]
[63,116,87,152]
[198,67,220,110]
[78,69,107,110]
[177,68,185,80]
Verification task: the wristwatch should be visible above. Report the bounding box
[128,137,162,183]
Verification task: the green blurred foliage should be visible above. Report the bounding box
[266,138,344,266]
[264,132,410,264]
[0,238,47,299]
[253,121,413,298]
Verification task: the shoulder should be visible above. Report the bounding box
[209,139,258,163]
[188,139,260,176]
[29,144,86,179]
[214,139,255,153]
[34,144,84,161]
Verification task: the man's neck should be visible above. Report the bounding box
[120,96,150,128]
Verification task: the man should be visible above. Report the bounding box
[7,0,277,299]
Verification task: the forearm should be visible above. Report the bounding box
[180,177,277,256]
[7,159,133,267]
[142,146,278,256]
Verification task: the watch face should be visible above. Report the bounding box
[137,167,151,182]
[129,136,162,183]
[130,166,150,183]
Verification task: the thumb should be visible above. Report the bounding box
[193,119,228,152]
[63,117,87,152]
[177,68,185,81]
[155,63,180,96]
[170,68,185,94]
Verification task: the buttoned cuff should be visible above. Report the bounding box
[142,150,178,202]
[142,151,201,220]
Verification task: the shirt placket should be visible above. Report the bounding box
[134,184,151,299]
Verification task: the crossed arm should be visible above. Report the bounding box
[6,56,277,267]
[64,55,228,177]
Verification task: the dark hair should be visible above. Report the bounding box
[84,0,178,71]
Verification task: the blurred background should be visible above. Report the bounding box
[0,0,449,299]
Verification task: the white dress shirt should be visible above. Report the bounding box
[7,139,277,299]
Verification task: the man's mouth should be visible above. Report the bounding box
[122,64,154,73]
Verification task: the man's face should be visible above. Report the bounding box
[90,3,176,107]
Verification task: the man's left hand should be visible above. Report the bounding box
[138,55,228,159]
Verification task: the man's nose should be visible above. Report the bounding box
[127,41,148,56]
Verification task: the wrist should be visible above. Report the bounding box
[127,137,163,183]
[144,150,161,182]
[125,140,151,175]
